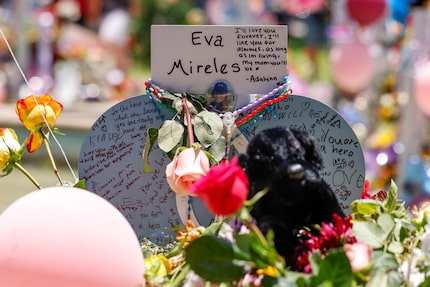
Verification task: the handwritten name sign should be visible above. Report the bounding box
[151,25,288,108]
[234,95,365,212]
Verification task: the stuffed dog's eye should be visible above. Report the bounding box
[287,163,304,179]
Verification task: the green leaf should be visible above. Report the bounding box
[203,150,219,166]
[245,188,269,207]
[377,213,395,240]
[185,235,250,283]
[262,275,307,287]
[419,277,430,287]
[365,271,389,287]
[351,199,380,215]
[142,128,158,173]
[384,181,398,212]
[203,221,223,235]
[371,251,398,271]
[73,178,86,189]
[193,111,223,147]
[158,120,184,153]
[352,221,385,249]
[207,136,226,163]
[311,249,353,287]
[387,241,404,254]
[163,90,180,101]
[247,232,279,268]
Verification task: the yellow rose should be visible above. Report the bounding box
[0,128,22,174]
[15,94,63,152]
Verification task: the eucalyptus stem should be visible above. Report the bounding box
[182,95,194,146]
[44,138,64,185]
[14,162,42,189]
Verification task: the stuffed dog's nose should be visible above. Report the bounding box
[287,163,305,180]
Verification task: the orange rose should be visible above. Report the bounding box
[15,94,63,152]
[166,147,210,196]
[0,128,22,174]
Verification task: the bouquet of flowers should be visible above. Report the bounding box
[142,175,430,287]
[1,92,430,287]
[136,81,430,287]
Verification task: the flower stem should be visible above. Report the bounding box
[14,162,42,189]
[44,138,64,185]
[182,95,194,146]
[247,221,269,246]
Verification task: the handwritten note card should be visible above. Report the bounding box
[235,95,366,212]
[151,25,288,108]
[79,96,182,245]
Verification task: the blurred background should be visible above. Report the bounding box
[1,0,430,210]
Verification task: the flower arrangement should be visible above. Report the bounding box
[2,86,430,287]
[141,177,430,287]
[136,80,430,287]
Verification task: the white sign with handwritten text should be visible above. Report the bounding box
[235,95,366,213]
[151,25,288,109]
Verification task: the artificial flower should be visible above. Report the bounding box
[0,128,22,174]
[189,157,249,216]
[344,242,372,272]
[15,94,63,152]
[165,147,210,196]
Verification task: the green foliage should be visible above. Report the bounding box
[158,120,185,153]
[141,180,430,286]
[185,235,251,283]
[192,111,223,148]
[310,249,353,287]
[142,127,158,173]
[143,93,226,172]
[351,181,422,285]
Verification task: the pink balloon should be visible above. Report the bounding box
[414,61,430,117]
[0,187,144,287]
[280,0,326,15]
[346,0,387,26]
[329,42,374,94]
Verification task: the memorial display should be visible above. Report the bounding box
[1,24,430,287]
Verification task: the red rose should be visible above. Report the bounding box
[189,157,249,216]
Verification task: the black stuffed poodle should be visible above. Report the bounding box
[238,127,345,265]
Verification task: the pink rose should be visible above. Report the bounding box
[189,157,249,216]
[344,242,372,272]
[166,147,210,196]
